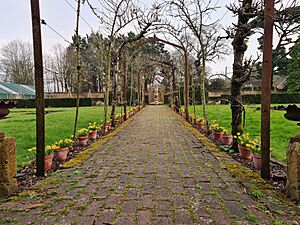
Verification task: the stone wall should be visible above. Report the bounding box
[286,134,300,201]
[0,136,17,197]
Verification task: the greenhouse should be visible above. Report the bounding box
[0,82,35,99]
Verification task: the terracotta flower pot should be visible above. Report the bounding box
[89,130,97,140]
[222,134,232,145]
[105,124,112,133]
[115,119,120,125]
[213,132,223,140]
[238,144,252,159]
[44,154,54,172]
[77,136,88,146]
[197,123,204,130]
[252,153,261,170]
[54,147,69,162]
[191,118,196,125]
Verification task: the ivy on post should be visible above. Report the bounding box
[30,0,45,177]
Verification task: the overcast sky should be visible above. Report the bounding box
[0,0,263,76]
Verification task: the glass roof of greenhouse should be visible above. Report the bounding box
[0,82,35,97]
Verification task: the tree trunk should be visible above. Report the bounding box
[137,71,141,109]
[130,65,133,107]
[200,46,208,132]
[172,68,176,107]
[184,50,189,120]
[192,76,196,123]
[123,56,127,121]
[141,79,145,107]
[231,34,248,151]
[72,0,81,139]
[104,44,112,129]
[111,60,117,127]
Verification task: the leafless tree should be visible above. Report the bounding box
[273,0,300,55]
[0,40,34,85]
[47,44,75,93]
[226,0,262,150]
[86,0,138,127]
[168,0,229,131]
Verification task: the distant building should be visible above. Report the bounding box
[242,76,287,92]
[0,82,35,99]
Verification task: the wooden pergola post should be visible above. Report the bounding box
[30,0,45,177]
[123,55,127,121]
[261,0,275,179]
[184,49,189,120]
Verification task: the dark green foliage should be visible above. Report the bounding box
[287,41,300,92]
[257,38,290,79]
[8,98,104,108]
[209,93,300,104]
[208,78,227,91]
[169,87,209,105]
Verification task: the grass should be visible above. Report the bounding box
[189,104,300,161]
[0,104,298,169]
[0,106,123,169]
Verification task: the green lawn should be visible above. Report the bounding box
[189,104,300,161]
[1,104,298,169]
[0,106,123,169]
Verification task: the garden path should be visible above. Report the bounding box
[0,105,299,224]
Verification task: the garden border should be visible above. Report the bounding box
[61,108,144,169]
[175,110,300,221]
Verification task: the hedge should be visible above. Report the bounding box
[7,98,104,108]
[208,92,300,104]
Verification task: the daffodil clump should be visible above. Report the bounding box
[250,142,261,155]
[88,122,100,132]
[55,138,74,148]
[190,114,196,120]
[196,117,205,123]
[234,132,253,147]
[211,123,224,132]
[28,145,57,156]
[46,144,59,155]
[115,113,122,120]
[28,146,36,153]
[77,128,89,137]
[223,128,231,135]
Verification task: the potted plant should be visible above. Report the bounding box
[211,123,224,140]
[196,117,205,129]
[104,122,112,133]
[250,143,261,170]
[115,113,121,124]
[54,138,73,162]
[76,128,89,146]
[222,129,232,145]
[28,146,55,172]
[235,132,252,159]
[129,108,134,117]
[180,107,185,116]
[88,122,99,140]
[189,114,196,124]
[45,145,57,171]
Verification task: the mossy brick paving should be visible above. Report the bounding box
[0,105,300,225]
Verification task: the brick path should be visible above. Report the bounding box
[0,105,299,224]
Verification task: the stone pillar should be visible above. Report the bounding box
[0,132,18,197]
[286,134,300,201]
